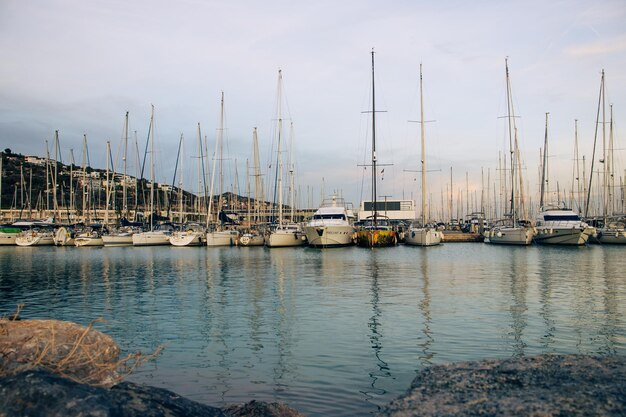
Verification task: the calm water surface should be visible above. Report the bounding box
[1,244,625,416]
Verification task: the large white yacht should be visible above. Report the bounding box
[534,205,594,245]
[303,196,356,248]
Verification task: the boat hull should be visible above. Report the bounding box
[595,229,626,244]
[533,226,594,245]
[102,234,134,247]
[0,229,21,245]
[404,228,442,246]
[170,231,204,247]
[74,237,104,247]
[206,231,239,247]
[265,231,306,247]
[303,225,355,248]
[356,229,397,248]
[132,231,171,246]
[53,227,75,246]
[15,232,55,246]
[487,227,534,245]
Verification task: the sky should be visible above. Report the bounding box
[1,0,625,216]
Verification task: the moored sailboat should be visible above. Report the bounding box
[265,70,306,248]
[356,50,398,248]
[487,59,534,245]
[404,63,441,247]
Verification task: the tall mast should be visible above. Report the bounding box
[123,111,129,218]
[105,140,110,225]
[572,119,581,212]
[82,135,87,223]
[371,49,378,227]
[197,123,202,217]
[271,70,284,226]
[69,149,75,221]
[420,63,426,226]
[179,136,184,223]
[288,121,295,222]
[252,127,261,223]
[53,130,59,220]
[585,69,604,218]
[218,92,225,226]
[504,59,516,223]
[149,105,155,231]
[540,112,549,209]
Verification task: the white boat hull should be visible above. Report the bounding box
[404,227,442,246]
[533,226,594,246]
[265,230,306,247]
[75,237,104,247]
[102,234,134,246]
[487,227,534,245]
[170,231,204,247]
[303,225,355,247]
[206,230,239,247]
[0,232,19,245]
[54,227,75,246]
[132,231,171,246]
[15,232,55,246]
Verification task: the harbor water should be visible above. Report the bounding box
[1,244,625,416]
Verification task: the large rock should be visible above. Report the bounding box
[378,354,626,417]
[0,369,304,417]
[0,319,120,386]
[0,369,225,417]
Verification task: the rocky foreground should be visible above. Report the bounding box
[1,319,625,416]
[377,354,626,417]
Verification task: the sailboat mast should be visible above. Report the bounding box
[504,59,516,223]
[540,112,549,209]
[420,63,426,226]
[123,111,129,218]
[371,49,378,227]
[197,123,202,217]
[585,69,604,218]
[105,141,110,225]
[252,127,261,223]
[149,105,155,231]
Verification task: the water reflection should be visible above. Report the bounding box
[0,244,624,417]
[507,248,529,357]
[362,251,390,404]
[418,253,434,366]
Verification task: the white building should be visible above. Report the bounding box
[357,199,415,222]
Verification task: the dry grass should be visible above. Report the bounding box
[0,306,163,387]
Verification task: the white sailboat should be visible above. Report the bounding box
[15,223,55,247]
[265,70,305,248]
[586,71,626,244]
[170,127,206,247]
[103,112,135,246]
[404,63,442,247]
[239,128,265,247]
[303,195,356,247]
[206,92,239,247]
[488,59,534,245]
[133,106,172,246]
[535,113,593,245]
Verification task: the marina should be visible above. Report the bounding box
[1,243,624,416]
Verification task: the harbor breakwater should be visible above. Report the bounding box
[1,319,624,417]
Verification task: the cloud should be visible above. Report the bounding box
[565,34,626,57]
